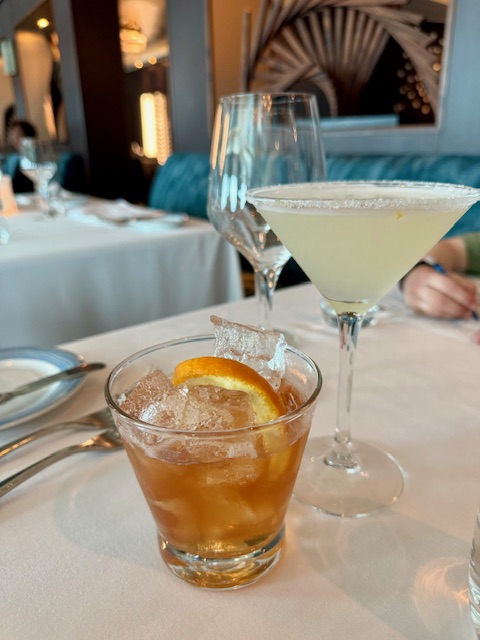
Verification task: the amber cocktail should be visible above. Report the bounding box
[106,331,321,589]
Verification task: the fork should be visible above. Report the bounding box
[0,427,124,498]
[0,408,113,460]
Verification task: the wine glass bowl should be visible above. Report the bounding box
[208,92,326,328]
[19,139,58,212]
[248,180,480,516]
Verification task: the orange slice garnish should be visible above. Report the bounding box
[172,356,286,423]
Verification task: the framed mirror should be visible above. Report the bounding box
[240,0,448,131]
[205,0,477,155]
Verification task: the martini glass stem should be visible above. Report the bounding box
[324,312,364,469]
[254,267,279,329]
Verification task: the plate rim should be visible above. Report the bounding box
[0,346,85,429]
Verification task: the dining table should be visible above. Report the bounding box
[1,282,480,639]
[0,195,243,349]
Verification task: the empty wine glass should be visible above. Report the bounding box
[19,139,58,215]
[208,93,326,328]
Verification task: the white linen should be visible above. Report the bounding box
[1,284,479,639]
[0,203,243,348]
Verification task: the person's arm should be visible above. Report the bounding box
[401,236,478,319]
[418,236,468,271]
[463,233,480,274]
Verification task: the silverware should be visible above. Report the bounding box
[100,213,166,225]
[0,362,106,405]
[0,426,123,498]
[0,407,113,459]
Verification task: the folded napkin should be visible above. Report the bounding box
[71,199,188,228]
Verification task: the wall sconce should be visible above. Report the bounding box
[140,91,172,165]
[0,40,17,76]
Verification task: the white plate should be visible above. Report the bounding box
[69,204,188,229]
[132,213,189,229]
[0,347,86,429]
[55,190,89,210]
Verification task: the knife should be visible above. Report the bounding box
[0,362,106,405]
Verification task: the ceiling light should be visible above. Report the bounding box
[119,22,147,55]
[37,18,50,29]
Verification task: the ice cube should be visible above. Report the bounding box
[179,384,256,431]
[211,315,286,388]
[121,370,257,432]
[120,370,195,429]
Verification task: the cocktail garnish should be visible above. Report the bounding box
[172,356,286,423]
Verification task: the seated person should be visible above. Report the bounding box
[401,234,480,321]
[4,119,37,192]
[6,119,37,152]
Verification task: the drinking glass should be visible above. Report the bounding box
[470,509,480,637]
[248,180,480,516]
[106,334,322,589]
[19,139,58,214]
[208,93,326,328]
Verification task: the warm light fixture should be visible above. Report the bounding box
[119,22,147,55]
[37,18,50,29]
[140,92,172,165]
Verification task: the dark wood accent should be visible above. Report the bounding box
[53,0,138,199]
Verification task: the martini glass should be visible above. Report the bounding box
[247,180,480,516]
[208,93,326,329]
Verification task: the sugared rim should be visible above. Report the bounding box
[105,334,323,436]
[246,180,480,211]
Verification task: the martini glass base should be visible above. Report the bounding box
[293,436,404,517]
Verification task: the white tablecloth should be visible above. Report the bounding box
[1,284,480,639]
[0,202,243,348]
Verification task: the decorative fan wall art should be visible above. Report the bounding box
[240,0,442,118]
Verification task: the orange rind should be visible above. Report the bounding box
[172,356,286,423]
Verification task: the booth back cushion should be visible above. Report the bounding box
[327,155,480,237]
[148,152,480,237]
[148,153,210,219]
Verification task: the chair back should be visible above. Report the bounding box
[148,153,210,219]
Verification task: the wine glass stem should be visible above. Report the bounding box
[254,268,278,329]
[324,311,364,469]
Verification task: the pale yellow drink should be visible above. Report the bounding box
[247,180,480,517]
[248,182,476,313]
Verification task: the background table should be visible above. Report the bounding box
[0,202,243,348]
[1,284,480,639]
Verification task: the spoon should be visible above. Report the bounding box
[0,424,123,498]
[0,362,106,405]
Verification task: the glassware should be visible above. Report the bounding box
[0,215,10,245]
[106,334,322,589]
[469,507,480,637]
[208,93,326,328]
[248,180,480,517]
[19,139,58,215]
[319,297,380,329]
